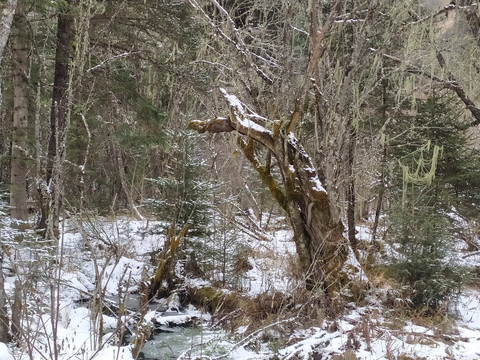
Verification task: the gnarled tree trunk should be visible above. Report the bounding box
[189,90,361,295]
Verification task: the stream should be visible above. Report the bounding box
[102,294,236,360]
[138,326,232,360]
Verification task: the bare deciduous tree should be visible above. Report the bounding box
[188,0,397,296]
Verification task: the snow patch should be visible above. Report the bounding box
[0,343,14,360]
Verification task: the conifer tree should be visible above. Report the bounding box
[146,130,214,237]
[383,93,475,313]
[387,202,469,313]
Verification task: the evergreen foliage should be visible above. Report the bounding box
[386,94,480,217]
[384,95,475,313]
[387,203,470,313]
[145,130,215,237]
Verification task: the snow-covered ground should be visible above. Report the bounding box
[0,216,479,360]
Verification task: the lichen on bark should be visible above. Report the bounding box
[187,90,366,298]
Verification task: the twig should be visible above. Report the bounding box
[462,250,480,259]
[86,51,140,73]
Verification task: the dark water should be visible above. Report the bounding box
[94,294,236,359]
[139,326,231,360]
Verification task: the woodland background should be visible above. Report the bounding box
[1,0,480,358]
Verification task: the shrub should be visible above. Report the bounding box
[386,204,470,313]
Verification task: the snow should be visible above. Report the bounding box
[102,256,145,295]
[0,343,14,360]
[90,345,134,360]
[1,214,480,360]
[310,174,326,193]
[220,88,273,136]
[457,291,480,330]
[285,132,327,194]
[149,304,210,327]
[272,300,480,360]
[244,229,299,296]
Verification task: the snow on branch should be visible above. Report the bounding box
[188,89,275,151]
[286,132,327,195]
[334,19,365,24]
[220,88,276,152]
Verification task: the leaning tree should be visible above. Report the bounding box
[186,0,391,295]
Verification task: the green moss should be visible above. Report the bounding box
[187,120,206,133]
[238,138,288,211]
[187,287,240,314]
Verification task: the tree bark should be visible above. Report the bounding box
[346,128,357,250]
[10,0,29,226]
[38,0,75,238]
[0,253,10,343]
[0,0,17,60]
[0,0,18,181]
[10,280,21,342]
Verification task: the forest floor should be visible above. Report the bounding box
[1,214,479,360]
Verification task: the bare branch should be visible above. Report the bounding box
[400,3,478,30]
[86,51,140,73]
[402,3,456,28]
[374,49,480,127]
[189,0,275,85]
[285,0,342,134]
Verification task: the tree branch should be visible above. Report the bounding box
[285,0,342,134]
[376,49,480,127]
[188,0,274,85]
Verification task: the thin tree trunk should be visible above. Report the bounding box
[0,1,17,147]
[372,82,389,244]
[112,138,143,220]
[10,1,29,226]
[103,87,144,220]
[371,145,386,245]
[346,128,357,251]
[10,280,21,342]
[0,254,10,343]
[38,0,75,238]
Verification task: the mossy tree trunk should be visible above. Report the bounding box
[188,90,352,295]
[149,224,187,299]
[187,1,388,297]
